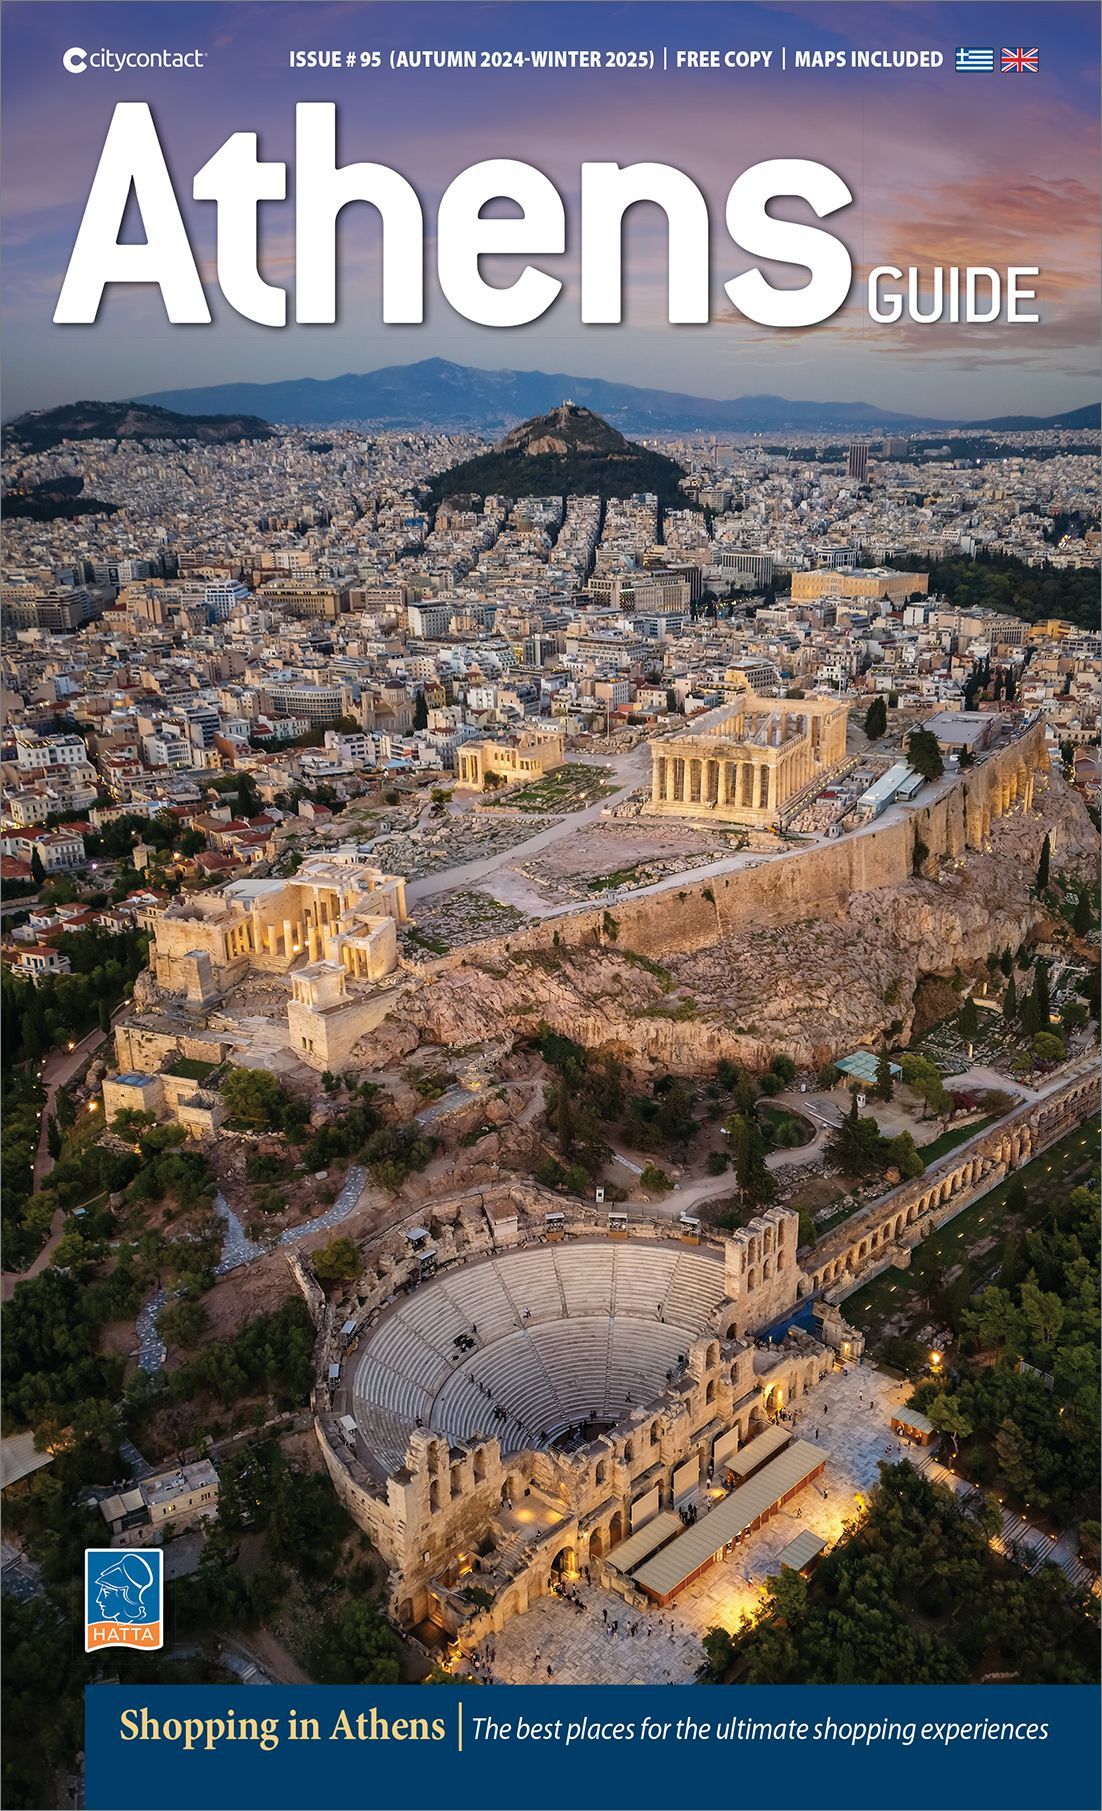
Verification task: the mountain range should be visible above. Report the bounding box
[132,360,1098,437]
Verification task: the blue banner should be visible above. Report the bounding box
[86,1685,1101,1810]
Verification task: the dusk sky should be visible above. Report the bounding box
[2,1,1099,420]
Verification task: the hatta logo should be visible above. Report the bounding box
[84,1549,163,1652]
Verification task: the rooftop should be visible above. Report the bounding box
[834,1050,904,1083]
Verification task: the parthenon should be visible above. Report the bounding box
[647,693,849,828]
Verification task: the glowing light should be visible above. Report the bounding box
[930,1350,942,1368]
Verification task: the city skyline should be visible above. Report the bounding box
[2,0,1100,420]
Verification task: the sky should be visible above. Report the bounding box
[2,0,1099,420]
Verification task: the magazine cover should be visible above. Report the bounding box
[1,4,1099,1810]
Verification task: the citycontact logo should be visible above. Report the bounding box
[63,46,207,74]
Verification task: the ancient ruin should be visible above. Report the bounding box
[647,693,849,828]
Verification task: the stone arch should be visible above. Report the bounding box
[551,1545,577,1578]
[588,1528,604,1560]
[609,1510,624,1547]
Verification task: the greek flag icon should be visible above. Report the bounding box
[955,47,995,71]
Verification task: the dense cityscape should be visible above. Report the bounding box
[1,383,1098,1807]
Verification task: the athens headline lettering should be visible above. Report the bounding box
[55,102,1039,330]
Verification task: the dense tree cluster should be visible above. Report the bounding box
[709,1464,1096,1684]
[885,553,1099,631]
[827,1095,925,1181]
[2,925,148,1064]
[911,1183,1100,1525]
[151,1298,316,1416]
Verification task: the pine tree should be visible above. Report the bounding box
[1033,958,1050,1026]
[875,1046,894,1101]
[1002,973,1017,1018]
[905,728,944,781]
[959,994,979,1041]
[725,1112,776,1207]
[97,998,112,1035]
[863,696,887,741]
[1035,833,1051,892]
[1072,888,1092,937]
[412,691,429,731]
[30,848,45,887]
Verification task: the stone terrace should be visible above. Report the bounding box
[481,1363,910,1685]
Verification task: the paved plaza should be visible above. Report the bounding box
[482,1362,912,1685]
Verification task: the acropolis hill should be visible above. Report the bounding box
[383,721,1094,1070]
[123,717,1095,1086]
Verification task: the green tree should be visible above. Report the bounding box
[1035,834,1050,892]
[312,1237,361,1285]
[220,1066,288,1132]
[863,695,887,740]
[826,1096,885,1178]
[157,1295,210,1349]
[905,728,944,781]
[1072,888,1092,937]
[724,1111,776,1206]
[910,1240,948,1315]
[1002,973,1017,1019]
[963,1286,1025,1359]
[309,1600,402,1685]
[1018,1277,1065,1351]
[885,1131,925,1180]
[927,1392,973,1456]
[701,1625,737,1681]
[958,994,979,1041]
[412,691,429,731]
[994,1417,1035,1497]
[29,848,46,887]
[875,1047,894,1101]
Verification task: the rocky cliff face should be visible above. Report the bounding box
[382,771,1095,1073]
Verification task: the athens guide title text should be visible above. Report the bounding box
[55,101,1041,330]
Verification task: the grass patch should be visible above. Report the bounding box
[482,763,617,814]
[842,1122,1098,1344]
[757,1102,816,1150]
[166,1057,220,1083]
[917,1115,998,1164]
